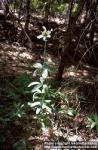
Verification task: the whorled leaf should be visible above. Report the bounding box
[28,82,40,87]
[28,102,41,107]
[42,69,48,79]
[33,63,43,69]
[36,108,41,114]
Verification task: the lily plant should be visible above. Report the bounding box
[28,26,54,127]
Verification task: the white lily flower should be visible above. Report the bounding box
[37,26,53,41]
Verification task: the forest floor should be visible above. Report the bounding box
[0,15,98,149]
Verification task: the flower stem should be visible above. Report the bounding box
[44,40,47,63]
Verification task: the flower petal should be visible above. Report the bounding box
[42,26,46,31]
[47,34,51,38]
[37,35,43,39]
[47,31,51,34]
[43,37,46,41]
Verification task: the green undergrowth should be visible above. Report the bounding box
[0,73,33,147]
[0,69,97,148]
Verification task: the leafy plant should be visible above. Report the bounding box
[6,73,32,101]
[33,62,54,77]
[28,26,55,127]
[27,26,79,128]
[13,138,35,150]
[9,103,26,119]
[59,107,76,117]
[28,62,56,127]
[86,114,98,131]
[31,0,66,13]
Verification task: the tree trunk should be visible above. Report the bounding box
[56,0,85,85]
[25,0,30,32]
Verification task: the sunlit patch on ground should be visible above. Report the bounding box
[0,42,37,74]
[63,65,94,84]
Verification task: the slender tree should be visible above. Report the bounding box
[56,0,85,84]
[25,0,31,32]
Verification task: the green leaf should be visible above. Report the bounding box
[33,69,38,77]
[42,104,52,113]
[17,114,22,118]
[42,69,48,78]
[42,84,48,93]
[36,108,41,114]
[66,108,75,116]
[31,84,42,93]
[88,117,93,123]
[45,100,51,103]
[28,82,40,87]
[91,122,96,129]
[28,102,41,107]
[40,77,45,83]
[86,125,90,128]
[58,109,64,113]
[33,63,42,69]
[94,114,98,122]
[33,91,41,100]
